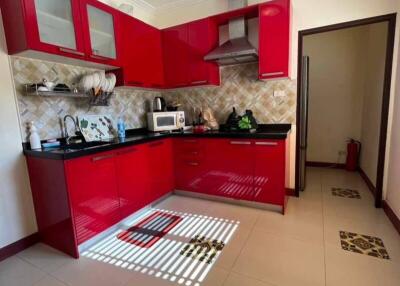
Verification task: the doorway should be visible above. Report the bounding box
[295,14,397,208]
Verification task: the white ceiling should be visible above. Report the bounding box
[105,0,207,13]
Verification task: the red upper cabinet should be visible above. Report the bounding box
[1,0,86,59]
[187,19,220,86]
[259,0,290,80]
[79,0,122,66]
[116,14,164,88]
[253,140,286,206]
[162,23,190,88]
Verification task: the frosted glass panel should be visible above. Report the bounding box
[87,5,116,59]
[35,0,77,49]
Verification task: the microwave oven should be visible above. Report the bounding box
[147,111,185,132]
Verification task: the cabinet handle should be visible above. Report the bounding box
[92,154,114,162]
[90,54,113,61]
[261,71,285,77]
[230,141,251,145]
[117,148,137,155]
[255,142,278,146]
[191,80,207,85]
[128,81,144,86]
[59,47,85,56]
[187,162,199,166]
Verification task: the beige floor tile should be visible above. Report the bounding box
[32,275,67,286]
[232,228,325,286]
[51,257,133,286]
[17,243,73,274]
[122,265,229,286]
[155,195,219,216]
[254,203,324,244]
[214,226,252,270]
[0,256,46,286]
[223,272,275,286]
[207,203,261,229]
[325,244,400,286]
[324,214,400,263]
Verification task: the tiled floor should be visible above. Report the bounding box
[1,167,400,286]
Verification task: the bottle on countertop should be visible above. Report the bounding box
[29,121,41,150]
[117,117,126,139]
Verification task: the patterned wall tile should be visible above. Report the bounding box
[11,57,161,141]
[11,58,296,142]
[163,63,297,125]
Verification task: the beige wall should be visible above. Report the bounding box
[0,14,37,248]
[303,26,368,164]
[360,22,388,185]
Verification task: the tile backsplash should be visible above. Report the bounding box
[163,63,297,126]
[11,57,296,142]
[12,57,161,141]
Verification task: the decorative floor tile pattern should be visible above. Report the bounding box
[117,211,182,248]
[339,231,390,260]
[82,208,239,286]
[180,235,225,264]
[332,188,361,199]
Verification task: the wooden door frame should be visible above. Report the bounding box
[295,13,397,208]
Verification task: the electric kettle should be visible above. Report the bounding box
[153,97,166,112]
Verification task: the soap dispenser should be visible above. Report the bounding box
[29,121,41,150]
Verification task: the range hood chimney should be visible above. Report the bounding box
[204,0,258,65]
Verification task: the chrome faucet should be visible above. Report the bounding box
[63,115,80,145]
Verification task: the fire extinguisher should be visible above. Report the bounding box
[346,139,361,172]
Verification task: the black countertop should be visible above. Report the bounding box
[24,124,291,160]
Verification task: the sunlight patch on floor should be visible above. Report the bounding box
[82,208,239,286]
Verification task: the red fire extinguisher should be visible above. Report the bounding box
[346,139,361,172]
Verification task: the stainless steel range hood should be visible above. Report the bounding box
[204,0,258,66]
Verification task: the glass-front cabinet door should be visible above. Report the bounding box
[80,0,121,65]
[25,0,85,57]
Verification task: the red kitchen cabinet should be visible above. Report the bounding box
[162,24,190,88]
[116,14,164,88]
[215,140,254,201]
[79,0,122,67]
[65,151,120,245]
[115,145,150,219]
[1,0,86,60]
[147,139,174,201]
[259,0,290,80]
[187,19,220,86]
[174,138,208,193]
[253,140,286,206]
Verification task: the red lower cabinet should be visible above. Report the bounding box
[65,151,121,245]
[253,140,286,206]
[115,145,150,219]
[147,139,175,201]
[211,139,254,201]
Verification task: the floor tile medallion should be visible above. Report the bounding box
[332,188,361,199]
[339,231,390,259]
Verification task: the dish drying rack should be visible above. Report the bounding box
[24,84,113,106]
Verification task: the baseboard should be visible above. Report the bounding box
[285,188,296,196]
[358,167,376,197]
[0,232,39,262]
[382,201,400,235]
[306,161,346,169]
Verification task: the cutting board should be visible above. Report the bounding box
[78,115,115,142]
